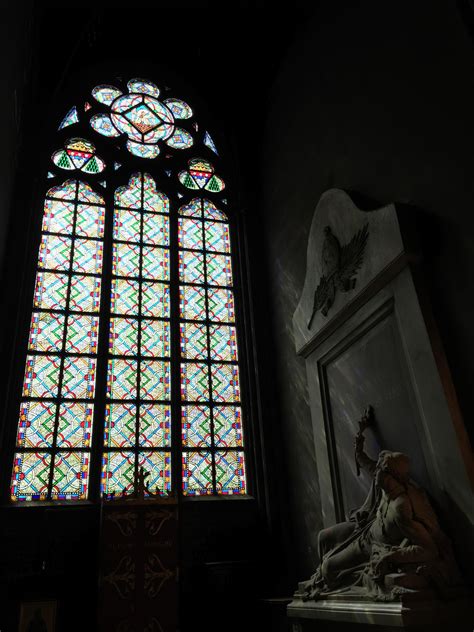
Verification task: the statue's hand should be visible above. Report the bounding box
[372,552,394,581]
[354,433,365,452]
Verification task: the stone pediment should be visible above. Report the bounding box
[293,189,417,356]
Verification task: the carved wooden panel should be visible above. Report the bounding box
[98,501,178,632]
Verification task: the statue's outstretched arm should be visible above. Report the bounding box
[354,433,377,476]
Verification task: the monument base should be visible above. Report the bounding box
[287,596,472,630]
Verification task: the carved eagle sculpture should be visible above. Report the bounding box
[307,223,369,328]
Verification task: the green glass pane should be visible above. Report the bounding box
[61,356,96,399]
[180,322,208,359]
[214,406,244,448]
[142,246,169,281]
[208,325,238,362]
[141,282,170,318]
[140,360,171,400]
[180,362,209,401]
[111,278,139,315]
[210,363,240,403]
[51,451,90,500]
[181,405,211,447]
[65,314,99,354]
[109,318,139,356]
[28,311,65,353]
[141,319,170,358]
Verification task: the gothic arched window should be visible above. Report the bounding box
[10,78,247,502]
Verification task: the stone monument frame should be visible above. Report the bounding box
[292,189,473,566]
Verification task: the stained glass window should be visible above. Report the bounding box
[10,77,247,502]
[11,180,104,501]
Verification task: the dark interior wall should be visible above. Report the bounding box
[260,0,474,582]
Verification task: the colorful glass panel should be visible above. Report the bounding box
[203,131,218,155]
[59,106,79,130]
[73,238,103,275]
[166,127,193,149]
[51,451,90,500]
[109,318,139,356]
[28,312,65,352]
[69,274,101,312]
[42,199,75,234]
[204,221,231,253]
[180,363,209,401]
[142,246,169,281]
[142,212,169,246]
[182,451,213,496]
[208,325,238,362]
[56,403,93,449]
[140,360,170,400]
[215,451,246,495]
[163,98,192,119]
[206,254,233,286]
[141,320,170,358]
[211,364,240,403]
[38,234,71,271]
[213,406,243,448]
[104,403,137,448]
[92,85,123,105]
[101,451,135,498]
[11,452,51,501]
[65,315,99,354]
[61,356,96,399]
[178,218,203,250]
[180,285,206,321]
[75,204,105,239]
[138,451,171,496]
[207,287,235,322]
[202,199,227,221]
[141,282,170,318]
[23,354,61,398]
[181,405,211,447]
[110,278,140,315]
[107,358,137,399]
[91,114,120,137]
[179,250,205,284]
[139,404,171,447]
[180,322,208,359]
[113,209,141,243]
[16,401,56,448]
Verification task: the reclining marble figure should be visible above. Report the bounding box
[297,410,462,602]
